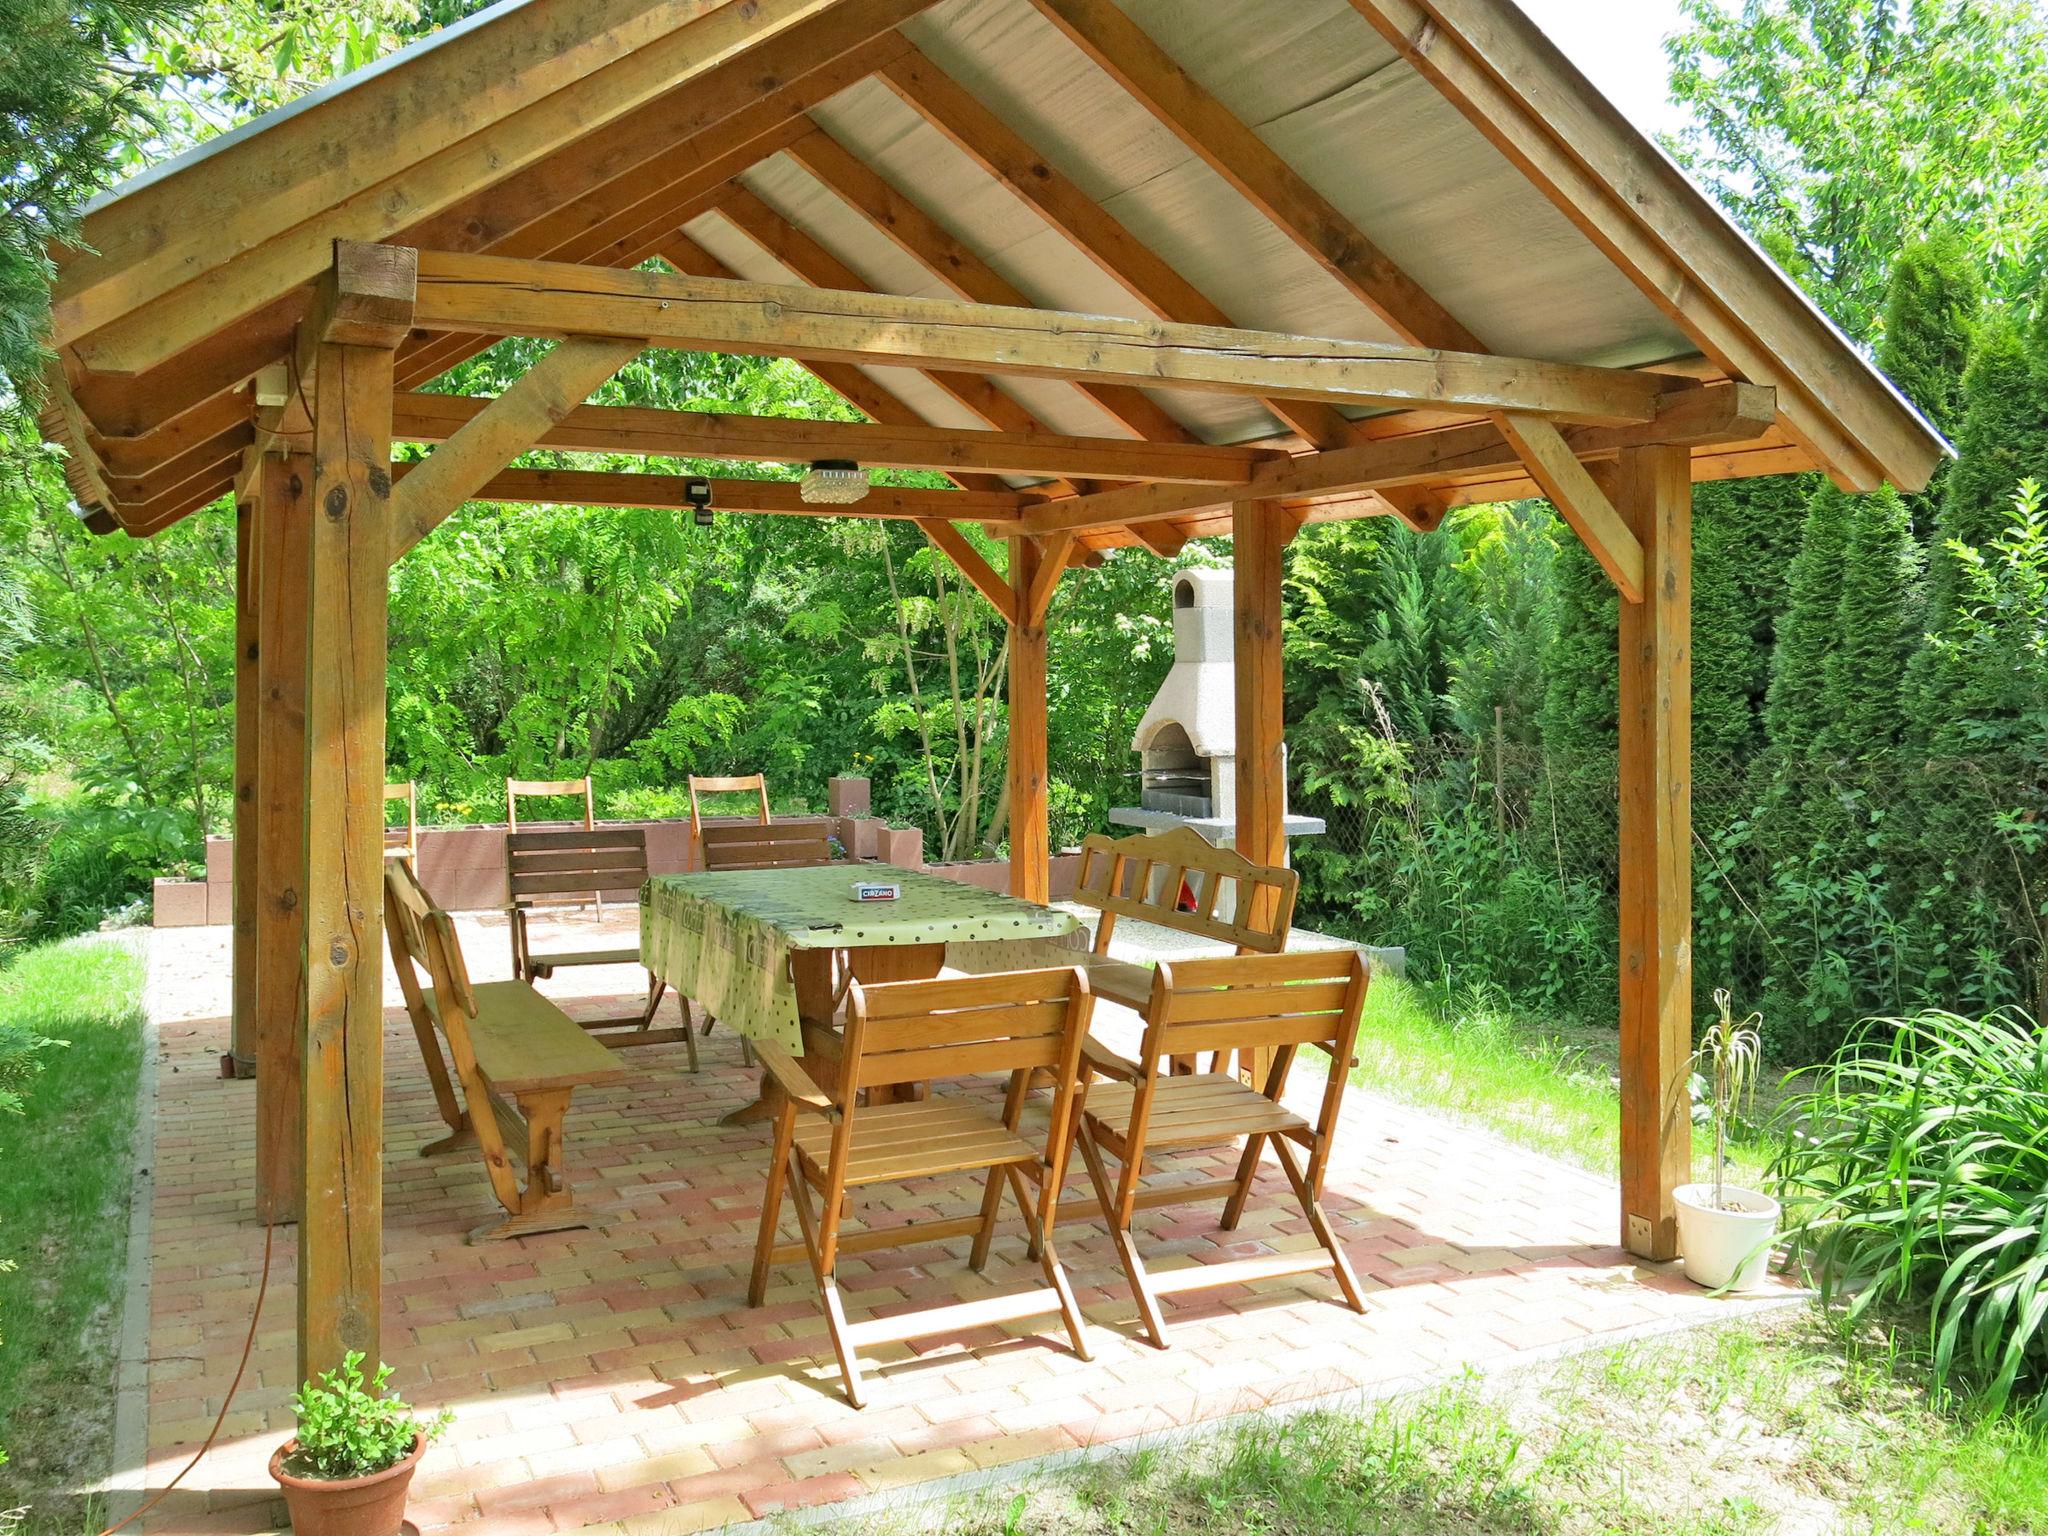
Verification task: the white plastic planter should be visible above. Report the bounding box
[1674,1183,1780,1292]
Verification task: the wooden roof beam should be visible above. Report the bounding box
[873,42,1350,451]
[444,465,1033,521]
[916,518,1018,624]
[1017,379,1777,537]
[393,390,1279,483]
[410,251,1683,423]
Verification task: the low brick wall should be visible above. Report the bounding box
[154,812,928,927]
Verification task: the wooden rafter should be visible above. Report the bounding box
[873,43,1352,451]
[782,126,1199,447]
[393,390,1276,483]
[708,185,1091,497]
[1348,0,1938,493]
[64,0,865,377]
[409,251,1680,423]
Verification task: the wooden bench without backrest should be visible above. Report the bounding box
[384,857,632,1242]
[506,825,696,1067]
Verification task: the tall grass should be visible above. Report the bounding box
[1773,1006,2048,1408]
[0,937,148,1527]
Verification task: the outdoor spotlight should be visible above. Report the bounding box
[684,476,714,528]
[799,459,869,506]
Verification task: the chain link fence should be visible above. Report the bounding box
[1293,738,2046,1062]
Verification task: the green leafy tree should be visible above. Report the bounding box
[1821,484,1922,759]
[1762,480,1853,759]
[1357,524,1473,742]
[1446,502,1556,746]
[1665,0,2048,340]
[1535,531,1617,755]
[1690,505,1764,763]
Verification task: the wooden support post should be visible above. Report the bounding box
[226,493,260,1078]
[1614,443,1693,1261]
[1006,536,1050,904]
[1234,500,1289,926]
[254,453,313,1224]
[298,246,408,1383]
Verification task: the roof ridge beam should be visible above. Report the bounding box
[410,249,1683,423]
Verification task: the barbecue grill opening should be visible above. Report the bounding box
[1141,721,1216,818]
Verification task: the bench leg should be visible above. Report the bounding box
[468,1089,589,1244]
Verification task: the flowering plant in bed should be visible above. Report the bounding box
[269,1352,452,1536]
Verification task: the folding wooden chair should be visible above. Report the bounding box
[506,825,695,1067]
[383,781,418,861]
[1075,949,1373,1348]
[749,967,1097,1407]
[506,775,603,914]
[687,772,771,840]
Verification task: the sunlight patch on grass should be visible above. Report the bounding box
[1345,974,1773,1186]
[0,936,148,1528]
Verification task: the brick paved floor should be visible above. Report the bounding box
[133,914,1781,1534]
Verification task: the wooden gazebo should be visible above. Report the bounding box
[37,0,1943,1386]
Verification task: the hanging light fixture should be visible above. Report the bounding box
[684,476,714,528]
[799,459,869,506]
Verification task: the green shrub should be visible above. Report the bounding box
[288,1353,450,1480]
[1773,1006,2048,1407]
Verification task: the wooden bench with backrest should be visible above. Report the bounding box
[748,966,1097,1407]
[383,857,632,1242]
[506,825,696,1067]
[1075,948,1373,1347]
[1069,825,1302,1076]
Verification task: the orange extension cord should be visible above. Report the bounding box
[96,1218,276,1536]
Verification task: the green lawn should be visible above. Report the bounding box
[1346,973,1774,1187]
[0,936,149,1531]
[828,1312,2048,1535]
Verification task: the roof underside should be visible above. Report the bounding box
[40,0,1947,548]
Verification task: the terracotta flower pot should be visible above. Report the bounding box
[268,1433,424,1536]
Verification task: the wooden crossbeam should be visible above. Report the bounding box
[410,251,1677,423]
[389,337,646,560]
[1017,381,1776,536]
[709,186,1090,497]
[394,390,1276,483]
[874,43,1351,450]
[65,0,860,377]
[425,464,1034,521]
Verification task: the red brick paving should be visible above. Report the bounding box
[134,914,1784,1534]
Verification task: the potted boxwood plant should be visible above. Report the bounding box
[269,1352,451,1536]
[1674,988,1779,1291]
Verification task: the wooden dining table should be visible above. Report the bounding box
[640,863,1083,1122]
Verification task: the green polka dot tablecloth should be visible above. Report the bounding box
[641,864,1081,1051]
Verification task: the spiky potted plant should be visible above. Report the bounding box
[269,1352,451,1536]
[1675,988,1779,1291]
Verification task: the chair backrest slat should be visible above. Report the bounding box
[506,775,596,834]
[1135,950,1371,1092]
[843,968,1090,1092]
[689,773,771,835]
[1073,826,1298,955]
[698,820,831,871]
[506,825,649,909]
[384,857,478,1023]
